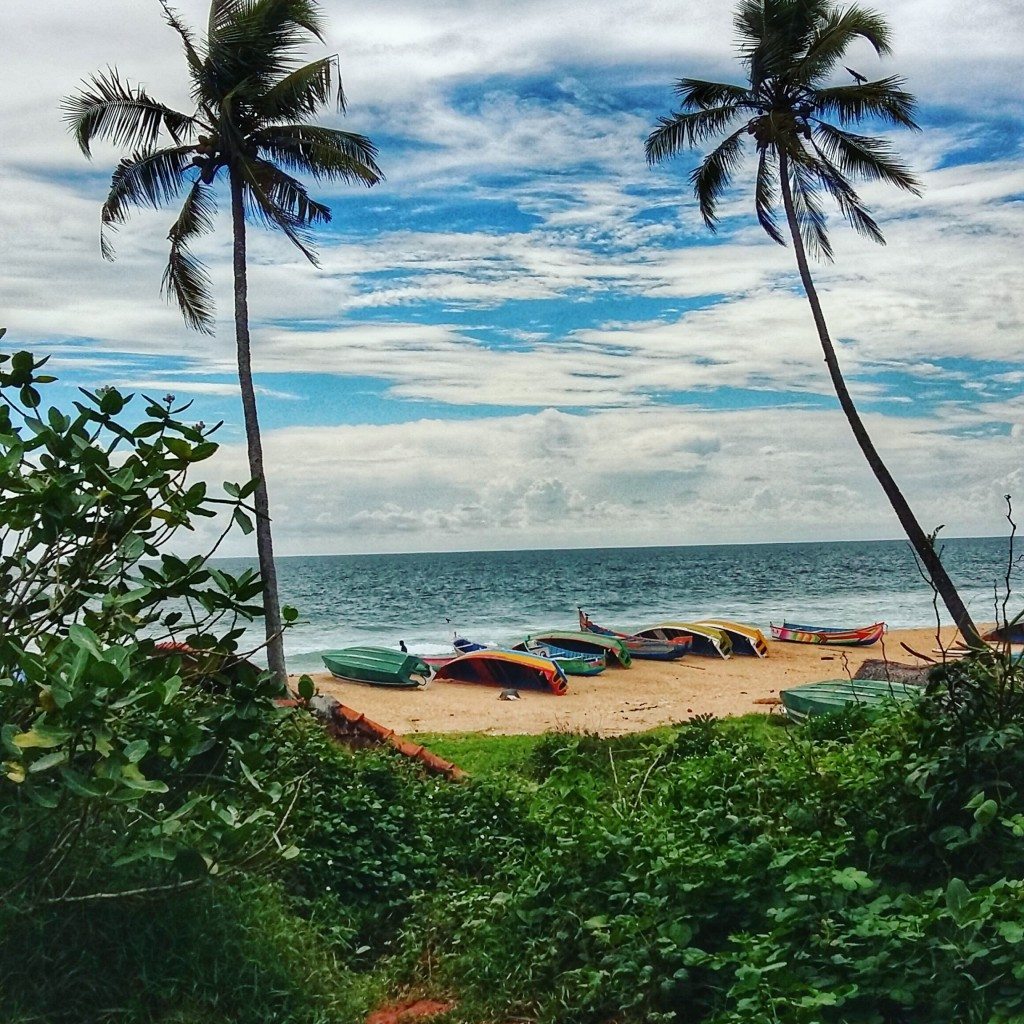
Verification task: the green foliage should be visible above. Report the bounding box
[0,880,377,1024]
[375,657,1024,1023]
[0,347,295,911]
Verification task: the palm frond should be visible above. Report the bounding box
[755,146,784,244]
[99,146,197,259]
[799,4,892,81]
[62,70,194,156]
[162,182,218,333]
[208,0,249,36]
[252,124,382,184]
[158,0,205,76]
[672,79,753,111]
[646,106,744,164]
[788,154,833,261]
[688,127,748,230]
[812,123,922,193]
[813,159,885,244]
[814,77,919,129]
[207,0,326,95]
[238,159,329,263]
[257,55,345,119]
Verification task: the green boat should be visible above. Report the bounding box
[514,639,606,676]
[526,630,633,668]
[322,646,431,688]
[780,678,921,724]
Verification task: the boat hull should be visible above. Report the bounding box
[695,619,769,657]
[771,621,885,646]
[576,610,691,660]
[322,646,431,688]
[635,622,733,659]
[527,630,633,668]
[516,640,606,676]
[434,649,568,695]
[780,678,920,723]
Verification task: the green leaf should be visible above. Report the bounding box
[28,749,69,773]
[124,739,149,764]
[945,877,973,926]
[297,674,315,701]
[232,508,254,535]
[69,623,104,660]
[973,798,998,826]
[12,726,71,749]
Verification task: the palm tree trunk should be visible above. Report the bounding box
[229,168,288,682]
[777,151,981,647]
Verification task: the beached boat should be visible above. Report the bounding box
[455,634,603,676]
[433,649,569,695]
[983,619,1024,644]
[322,646,431,688]
[513,639,606,676]
[576,610,691,660]
[526,630,633,668]
[633,621,733,659]
[694,619,769,657]
[780,678,920,724]
[771,621,885,646]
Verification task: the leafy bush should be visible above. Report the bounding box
[0,344,297,911]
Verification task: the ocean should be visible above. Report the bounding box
[214,535,1020,674]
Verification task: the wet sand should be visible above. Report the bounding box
[295,625,976,737]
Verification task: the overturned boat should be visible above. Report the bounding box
[526,629,633,668]
[433,649,569,695]
[780,678,920,724]
[577,609,691,660]
[634,621,733,659]
[322,646,431,688]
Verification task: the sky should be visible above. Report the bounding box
[1,0,1022,556]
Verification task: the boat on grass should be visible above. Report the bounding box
[780,678,920,724]
[434,649,568,695]
[576,609,691,661]
[771,621,885,646]
[633,621,733,659]
[322,646,431,688]
[527,630,633,668]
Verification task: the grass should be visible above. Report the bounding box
[411,712,787,778]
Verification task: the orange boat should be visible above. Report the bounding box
[433,649,568,695]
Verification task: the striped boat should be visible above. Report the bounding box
[434,649,569,695]
[577,609,691,660]
[771,621,885,647]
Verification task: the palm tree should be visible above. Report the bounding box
[646,0,981,645]
[64,0,384,680]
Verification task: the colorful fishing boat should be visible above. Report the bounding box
[771,621,885,646]
[514,639,606,676]
[576,609,691,660]
[322,646,431,688]
[983,619,1024,644]
[694,619,769,657]
[780,678,920,724]
[433,649,569,695]
[633,621,733,659]
[455,634,604,676]
[526,630,633,668]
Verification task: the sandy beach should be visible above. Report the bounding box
[295,625,978,737]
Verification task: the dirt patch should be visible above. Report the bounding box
[366,998,454,1024]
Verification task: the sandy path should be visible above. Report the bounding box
[295,625,974,737]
